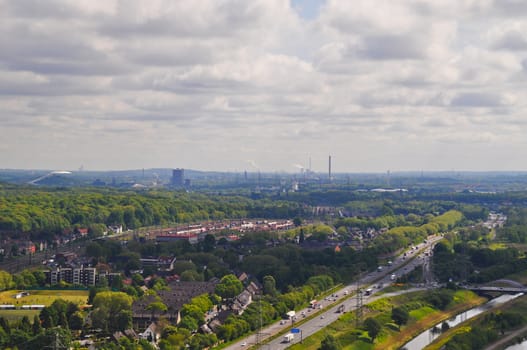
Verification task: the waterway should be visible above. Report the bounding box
[506,342,527,349]
[403,293,524,350]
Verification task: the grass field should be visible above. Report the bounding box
[0,309,40,322]
[0,289,89,322]
[0,289,89,306]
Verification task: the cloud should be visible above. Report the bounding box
[492,0,527,17]
[492,31,527,51]
[450,92,511,108]
[1,0,527,171]
[357,34,427,60]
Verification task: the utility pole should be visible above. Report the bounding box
[256,296,262,346]
[355,282,363,327]
[255,295,270,349]
[44,330,67,350]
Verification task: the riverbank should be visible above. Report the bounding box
[425,294,527,350]
[485,324,527,350]
[377,291,487,350]
[285,289,485,350]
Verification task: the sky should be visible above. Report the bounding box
[2,0,527,173]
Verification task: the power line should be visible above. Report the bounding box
[355,284,363,327]
[44,329,67,350]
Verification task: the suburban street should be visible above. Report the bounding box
[225,234,443,349]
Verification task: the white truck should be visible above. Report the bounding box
[283,333,294,343]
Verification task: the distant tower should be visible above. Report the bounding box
[171,168,184,187]
[328,155,332,182]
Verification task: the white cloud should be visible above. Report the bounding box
[1,0,527,171]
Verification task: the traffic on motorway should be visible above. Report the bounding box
[224,234,443,349]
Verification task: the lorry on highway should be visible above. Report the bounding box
[283,333,294,343]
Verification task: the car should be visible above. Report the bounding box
[321,316,325,319]
[241,341,247,346]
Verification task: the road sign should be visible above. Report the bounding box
[291,328,300,334]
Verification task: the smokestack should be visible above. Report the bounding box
[329,155,332,182]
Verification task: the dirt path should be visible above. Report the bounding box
[484,324,527,350]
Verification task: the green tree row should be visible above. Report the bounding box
[0,186,305,237]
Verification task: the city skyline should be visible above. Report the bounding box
[2,1,527,173]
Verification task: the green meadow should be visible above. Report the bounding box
[0,289,89,322]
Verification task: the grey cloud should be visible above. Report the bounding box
[492,0,527,17]
[450,93,507,108]
[124,43,214,67]
[98,0,264,39]
[7,59,130,77]
[3,0,81,19]
[0,25,99,61]
[0,75,109,96]
[0,116,38,128]
[422,117,454,128]
[111,69,252,95]
[358,35,426,60]
[152,78,249,95]
[492,31,527,51]
[0,25,132,77]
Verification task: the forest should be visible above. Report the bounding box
[0,182,493,240]
[0,184,304,237]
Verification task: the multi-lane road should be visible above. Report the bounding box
[225,234,443,350]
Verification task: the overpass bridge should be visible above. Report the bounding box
[465,286,527,293]
[463,279,527,294]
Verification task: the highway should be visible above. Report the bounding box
[224,234,443,350]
